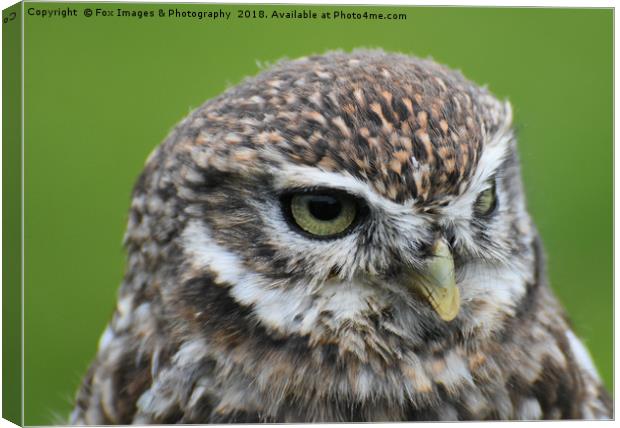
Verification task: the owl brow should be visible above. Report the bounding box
[468,130,513,193]
[277,184,350,195]
[436,131,512,220]
[273,165,417,215]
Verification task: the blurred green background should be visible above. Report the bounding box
[22,4,612,424]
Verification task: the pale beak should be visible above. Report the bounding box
[411,238,460,322]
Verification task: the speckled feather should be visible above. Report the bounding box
[71,50,611,423]
[172,50,506,204]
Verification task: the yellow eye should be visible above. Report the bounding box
[474,180,498,217]
[287,192,358,238]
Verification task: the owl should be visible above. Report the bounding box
[71,50,611,423]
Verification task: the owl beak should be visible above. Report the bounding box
[412,238,460,322]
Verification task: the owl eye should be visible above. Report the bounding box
[282,191,359,238]
[474,179,498,217]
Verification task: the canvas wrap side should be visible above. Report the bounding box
[3,1,24,425]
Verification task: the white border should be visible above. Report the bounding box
[0,1,615,427]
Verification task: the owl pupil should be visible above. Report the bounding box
[307,196,342,221]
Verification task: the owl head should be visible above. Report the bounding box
[127,50,536,366]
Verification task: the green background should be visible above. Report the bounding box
[22,4,612,424]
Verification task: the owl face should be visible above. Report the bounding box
[161,50,535,359]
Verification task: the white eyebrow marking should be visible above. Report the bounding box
[459,101,514,200]
[273,164,422,218]
[440,125,514,220]
[467,101,514,192]
[472,130,513,188]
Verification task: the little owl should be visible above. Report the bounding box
[71,50,611,423]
